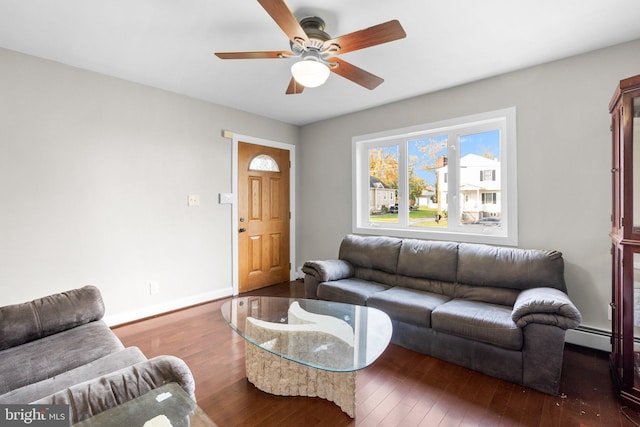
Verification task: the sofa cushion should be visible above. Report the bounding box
[339,234,402,274]
[366,287,451,328]
[453,283,520,306]
[353,268,398,287]
[0,320,124,394]
[0,346,147,404]
[0,285,105,351]
[396,276,457,297]
[397,239,458,283]
[431,299,523,350]
[317,278,391,305]
[457,243,566,292]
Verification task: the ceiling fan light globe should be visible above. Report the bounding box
[291,59,330,88]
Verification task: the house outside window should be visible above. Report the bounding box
[352,107,517,245]
[369,176,396,213]
[437,154,502,222]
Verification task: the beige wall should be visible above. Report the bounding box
[299,38,640,337]
[0,48,299,321]
[3,37,640,345]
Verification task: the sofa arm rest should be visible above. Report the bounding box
[302,260,354,282]
[0,286,105,351]
[31,355,195,424]
[512,287,582,330]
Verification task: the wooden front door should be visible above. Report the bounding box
[238,142,290,292]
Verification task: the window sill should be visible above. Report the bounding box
[352,224,518,247]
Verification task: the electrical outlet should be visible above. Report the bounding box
[149,281,160,295]
[187,194,200,206]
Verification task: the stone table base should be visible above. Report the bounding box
[245,343,356,418]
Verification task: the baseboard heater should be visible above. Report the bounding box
[565,325,611,352]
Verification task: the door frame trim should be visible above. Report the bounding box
[231,133,295,296]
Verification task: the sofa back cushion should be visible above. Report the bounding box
[339,234,402,275]
[396,276,457,297]
[397,239,458,283]
[457,243,566,292]
[0,320,124,395]
[453,283,521,306]
[353,268,398,287]
[0,285,105,351]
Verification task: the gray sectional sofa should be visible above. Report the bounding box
[0,285,195,423]
[303,234,582,395]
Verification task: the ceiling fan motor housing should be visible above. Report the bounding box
[291,17,332,51]
[300,17,330,42]
[290,16,339,69]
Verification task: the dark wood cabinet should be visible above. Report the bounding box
[610,74,640,410]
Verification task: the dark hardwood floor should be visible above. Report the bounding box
[112,281,640,427]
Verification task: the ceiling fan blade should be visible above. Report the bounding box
[285,77,305,95]
[329,58,384,90]
[257,0,309,44]
[215,51,292,60]
[323,20,406,55]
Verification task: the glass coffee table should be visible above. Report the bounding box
[221,296,392,418]
[72,383,217,426]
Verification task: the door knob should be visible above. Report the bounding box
[239,228,246,233]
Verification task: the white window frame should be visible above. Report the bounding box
[352,107,518,246]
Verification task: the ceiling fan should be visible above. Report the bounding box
[215,0,406,94]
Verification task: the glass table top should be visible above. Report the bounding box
[72,383,217,427]
[221,296,392,372]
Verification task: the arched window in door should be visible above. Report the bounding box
[248,154,280,172]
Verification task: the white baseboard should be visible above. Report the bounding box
[565,327,611,352]
[104,287,233,327]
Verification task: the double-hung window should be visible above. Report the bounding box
[352,107,517,245]
[482,192,497,205]
[481,170,496,181]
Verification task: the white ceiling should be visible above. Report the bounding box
[1,0,640,126]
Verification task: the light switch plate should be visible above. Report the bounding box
[219,193,234,204]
